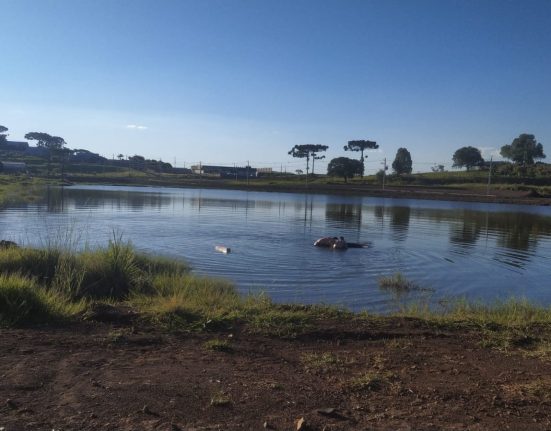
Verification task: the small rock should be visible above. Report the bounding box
[296,417,306,430]
[6,399,17,410]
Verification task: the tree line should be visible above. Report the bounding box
[288,133,546,183]
[452,134,546,170]
[288,140,413,183]
[0,124,171,174]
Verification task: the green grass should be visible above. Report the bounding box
[397,298,551,328]
[210,391,232,407]
[203,338,233,353]
[0,236,190,301]
[0,176,46,205]
[0,273,86,326]
[3,239,551,345]
[347,371,396,392]
[301,352,345,373]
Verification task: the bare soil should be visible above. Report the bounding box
[2,317,551,430]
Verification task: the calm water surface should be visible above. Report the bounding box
[2,185,551,312]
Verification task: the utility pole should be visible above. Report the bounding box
[382,158,387,190]
[234,163,237,181]
[246,160,250,186]
[486,156,493,196]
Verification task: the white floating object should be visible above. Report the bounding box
[215,245,231,254]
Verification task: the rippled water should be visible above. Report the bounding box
[2,185,551,312]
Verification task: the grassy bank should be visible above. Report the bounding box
[2,241,551,343]
[0,240,345,335]
[0,176,47,205]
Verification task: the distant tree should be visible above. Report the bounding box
[452,146,484,170]
[129,155,145,161]
[117,153,124,160]
[0,125,8,143]
[327,157,363,183]
[25,132,68,177]
[344,139,379,177]
[129,154,146,170]
[295,169,303,175]
[24,132,66,150]
[288,144,329,177]
[500,134,545,165]
[392,148,413,175]
[312,154,325,176]
[431,164,445,172]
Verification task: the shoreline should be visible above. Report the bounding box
[65,175,551,206]
[2,244,551,429]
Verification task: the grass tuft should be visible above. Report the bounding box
[379,273,418,292]
[348,371,395,392]
[204,339,233,353]
[397,298,551,328]
[210,391,232,407]
[301,352,344,373]
[0,273,86,326]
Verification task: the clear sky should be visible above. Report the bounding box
[1,0,550,173]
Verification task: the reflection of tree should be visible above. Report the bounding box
[45,186,65,213]
[445,210,551,254]
[48,188,173,212]
[325,203,362,229]
[389,206,411,241]
[189,197,256,210]
[373,205,385,221]
[493,213,543,251]
[449,219,481,247]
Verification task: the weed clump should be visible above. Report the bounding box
[378,272,418,291]
[0,273,85,326]
[204,339,233,353]
[0,236,190,301]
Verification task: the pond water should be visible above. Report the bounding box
[2,185,551,312]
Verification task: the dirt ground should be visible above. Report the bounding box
[2,317,551,431]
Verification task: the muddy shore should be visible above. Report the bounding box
[2,316,551,431]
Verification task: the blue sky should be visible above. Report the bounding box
[1,0,550,173]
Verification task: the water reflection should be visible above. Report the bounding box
[444,209,551,254]
[44,187,172,212]
[35,186,551,263]
[449,217,482,247]
[3,185,551,311]
[389,206,411,242]
[325,203,362,229]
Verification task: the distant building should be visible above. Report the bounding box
[25,146,49,157]
[190,164,257,178]
[170,167,192,174]
[0,161,27,173]
[1,140,29,151]
[256,168,273,176]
